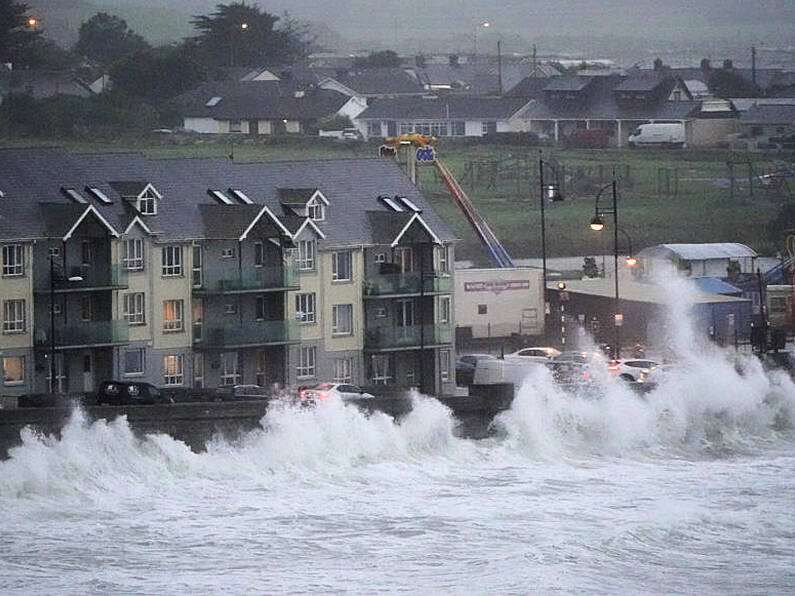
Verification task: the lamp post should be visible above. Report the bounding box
[538,151,564,338]
[588,171,621,359]
[473,21,490,61]
[229,21,249,67]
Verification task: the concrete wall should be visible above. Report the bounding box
[454,267,544,339]
[691,118,740,146]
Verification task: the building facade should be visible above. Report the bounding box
[0,149,456,397]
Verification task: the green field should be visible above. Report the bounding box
[2,135,787,264]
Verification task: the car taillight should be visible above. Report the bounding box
[319,391,329,399]
[608,363,619,372]
[582,370,589,378]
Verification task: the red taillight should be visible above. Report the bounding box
[319,391,329,399]
[300,390,306,398]
[582,370,589,378]
[608,363,619,372]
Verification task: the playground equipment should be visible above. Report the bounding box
[380,135,515,268]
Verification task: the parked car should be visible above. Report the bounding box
[456,353,498,386]
[609,359,659,382]
[504,347,561,363]
[546,350,608,385]
[213,384,270,401]
[637,364,675,386]
[96,380,173,405]
[341,128,364,141]
[299,382,374,403]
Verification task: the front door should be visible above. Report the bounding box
[387,121,397,137]
[248,119,259,135]
[82,352,94,393]
[396,299,415,340]
[48,353,66,394]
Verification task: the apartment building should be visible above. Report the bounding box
[0,149,456,397]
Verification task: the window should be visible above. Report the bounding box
[297,240,315,271]
[123,238,144,271]
[255,295,268,320]
[393,246,412,272]
[255,351,267,387]
[192,245,202,287]
[295,293,316,324]
[438,296,450,324]
[2,244,23,276]
[193,353,204,388]
[332,304,353,335]
[162,246,182,276]
[224,302,238,315]
[138,189,157,215]
[333,358,353,383]
[123,293,145,325]
[254,242,264,267]
[2,356,24,386]
[192,298,203,340]
[124,349,145,376]
[80,296,92,321]
[332,251,352,281]
[81,240,92,266]
[371,354,391,384]
[297,346,316,378]
[220,352,240,386]
[375,307,387,318]
[163,299,184,331]
[374,252,386,264]
[221,247,235,259]
[307,198,325,221]
[163,354,183,386]
[367,121,382,137]
[770,296,788,313]
[440,349,451,382]
[48,246,60,258]
[229,119,242,133]
[478,304,487,315]
[451,121,465,136]
[3,299,25,333]
[437,245,449,273]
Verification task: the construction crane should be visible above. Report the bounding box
[381,135,515,268]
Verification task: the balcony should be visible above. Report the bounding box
[364,324,452,350]
[363,273,451,298]
[35,321,129,349]
[194,319,299,349]
[194,264,299,294]
[35,264,128,293]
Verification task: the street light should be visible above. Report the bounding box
[538,151,564,342]
[229,22,250,67]
[473,21,490,60]
[588,172,622,359]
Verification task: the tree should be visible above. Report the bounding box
[354,50,400,69]
[75,13,149,65]
[0,0,43,67]
[190,2,307,67]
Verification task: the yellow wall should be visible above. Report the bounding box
[0,242,33,349]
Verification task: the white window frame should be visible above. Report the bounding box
[437,245,449,273]
[123,292,146,325]
[192,245,202,287]
[220,352,240,386]
[307,198,325,221]
[163,354,183,386]
[123,348,145,377]
[297,346,316,378]
[438,295,451,324]
[224,302,238,315]
[229,119,242,133]
[295,293,316,324]
[440,349,451,382]
[221,247,235,259]
[297,240,315,271]
[366,121,381,137]
[162,245,183,276]
[254,242,264,267]
[81,240,92,266]
[371,354,391,384]
[332,304,353,336]
[333,358,353,383]
[2,244,24,277]
[162,299,184,332]
[2,299,25,334]
[80,295,92,322]
[193,353,204,389]
[332,250,352,282]
[138,189,157,215]
[2,355,25,386]
[123,238,144,271]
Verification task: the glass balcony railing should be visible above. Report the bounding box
[363,273,452,297]
[195,319,299,348]
[195,264,298,293]
[35,321,129,348]
[36,264,128,292]
[364,324,452,350]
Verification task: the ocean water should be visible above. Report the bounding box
[2,281,795,594]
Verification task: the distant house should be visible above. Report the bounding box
[352,95,532,139]
[637,243,758,278]
[178,81,366,135]
[0,68,97,102]
[318,68,425,101]
[739,104,795,141]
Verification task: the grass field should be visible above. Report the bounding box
[2,135,788,265]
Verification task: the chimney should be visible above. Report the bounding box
[449,54,459,67]
[723,59,733,70]
[700,58,711,72]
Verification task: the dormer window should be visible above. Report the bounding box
[139,189,157,215]
[307,197,325,221]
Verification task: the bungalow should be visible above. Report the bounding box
[178,81,367,135]
[353,95,532,139]
[739,103,795,141]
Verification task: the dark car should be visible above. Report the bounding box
[213,384,269,401]
[96,380,173,405]
[455,353,498,386]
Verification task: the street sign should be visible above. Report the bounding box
[615,313,623,326]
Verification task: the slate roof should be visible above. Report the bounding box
[109,181,149,197]
[0,148,455,248]
[278,188,318,206]
[547,278,749,305]
[177,80,350,120]
[739,104,795,125]
[0,69,93,99]
[323,68,424,96]
[355,95,530,120]
[543,76,594,92]
[613,73,669,92]
[366,211,415,245]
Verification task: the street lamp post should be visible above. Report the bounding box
[473,21,490,61]
[589,172,621,359]
[538,151,564,338]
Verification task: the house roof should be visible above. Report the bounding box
[323,68,424,96]
[543,76,594,92]
[547,278,749,305]
[637,243,758,261]
[178,80,350,120]
[278,188,320,206]
[109,181,149,197]
[613,72,670,92]
[739,104,795,125]
[0,69,94,99]
[691,277,743,295]
[0,148,455,248]
[355,95,530,121]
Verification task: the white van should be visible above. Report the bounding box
[628,123,686,148]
